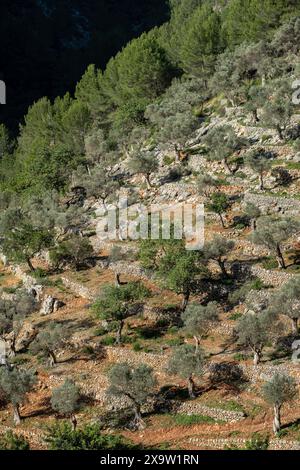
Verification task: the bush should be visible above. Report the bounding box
[0,431,30,450]
[262,257,278,270]
[171,414,220,426]
[49,236,94,270]
[100,335,115,346]
[133,342,143,352]
[44,422,134,450]
[244,433,269,450]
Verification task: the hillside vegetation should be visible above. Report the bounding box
[0,0,299,450]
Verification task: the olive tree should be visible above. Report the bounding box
[157,241,207,311]
[181,302,218,352]
[262,373,297,435]
[51,379,80,430]
[236,311,271,365]
[30,322,69,366]
[145,78,205,161]
[168,344,205,399]
[106,362,157,429]
[203,125,247,174]
[208,192,230,229]
[251,216,300,269]
[271,277,300,334]
[49,235,94,271]
[244,203,261,231]
[261,79,294,141]
[92,282,150,345]
[244,149,273,190]
[0,367,36,425]
[204,236,235,277]
[0,292,36,357]
[196,173,220,197]
[0,212,53,272]
[128,150,159,189]
[108,245,136,287]
[72,165,119,209]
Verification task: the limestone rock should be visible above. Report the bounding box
[40,295,65,315]
[15,323,38,352]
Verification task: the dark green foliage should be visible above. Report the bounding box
[49,236,94,271]
[208,192,230,228]
[44,422,133,450]
[244,433,269,450]
[92,282,150,344]
[179,3,224,78]
[0,124,13,159]
[0,431,30,450]
[0,212,53,271]
[102,31,173,127]
[222,0,300,47]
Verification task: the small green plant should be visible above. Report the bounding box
[229,312,243,321]
[171,414,222,426]
[0,431,30,450]
[163,155,175,166]
[262,257,278,270]
[133,342,143,352]
[44,422,134,450]
[244,433,269,450]
[100,336,115,346]
[233,353,249,362]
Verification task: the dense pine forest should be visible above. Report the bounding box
[0,0,299,451]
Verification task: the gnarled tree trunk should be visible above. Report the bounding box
[70,414,77,431]
[273,403,281,435]
[132,403,145,430]
[276,244,286,269]
[13,404,21,426]
[291,318,299,335]
[253,349,262,366]
[115,273,121,287]
[48,350,57,367]
[115,319,124,345]
[218,258,228,277]
[187,376,196,399]
[181,291,190,312]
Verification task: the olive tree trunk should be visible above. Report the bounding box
[181,291,190,312]
[115,319,124,345]
[13,404,21,426]
[276,244,286,269]
[187,376,196,399]
[273,403,281,435]
[48,350,57,367]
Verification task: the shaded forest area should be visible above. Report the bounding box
[0,0,169,131]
